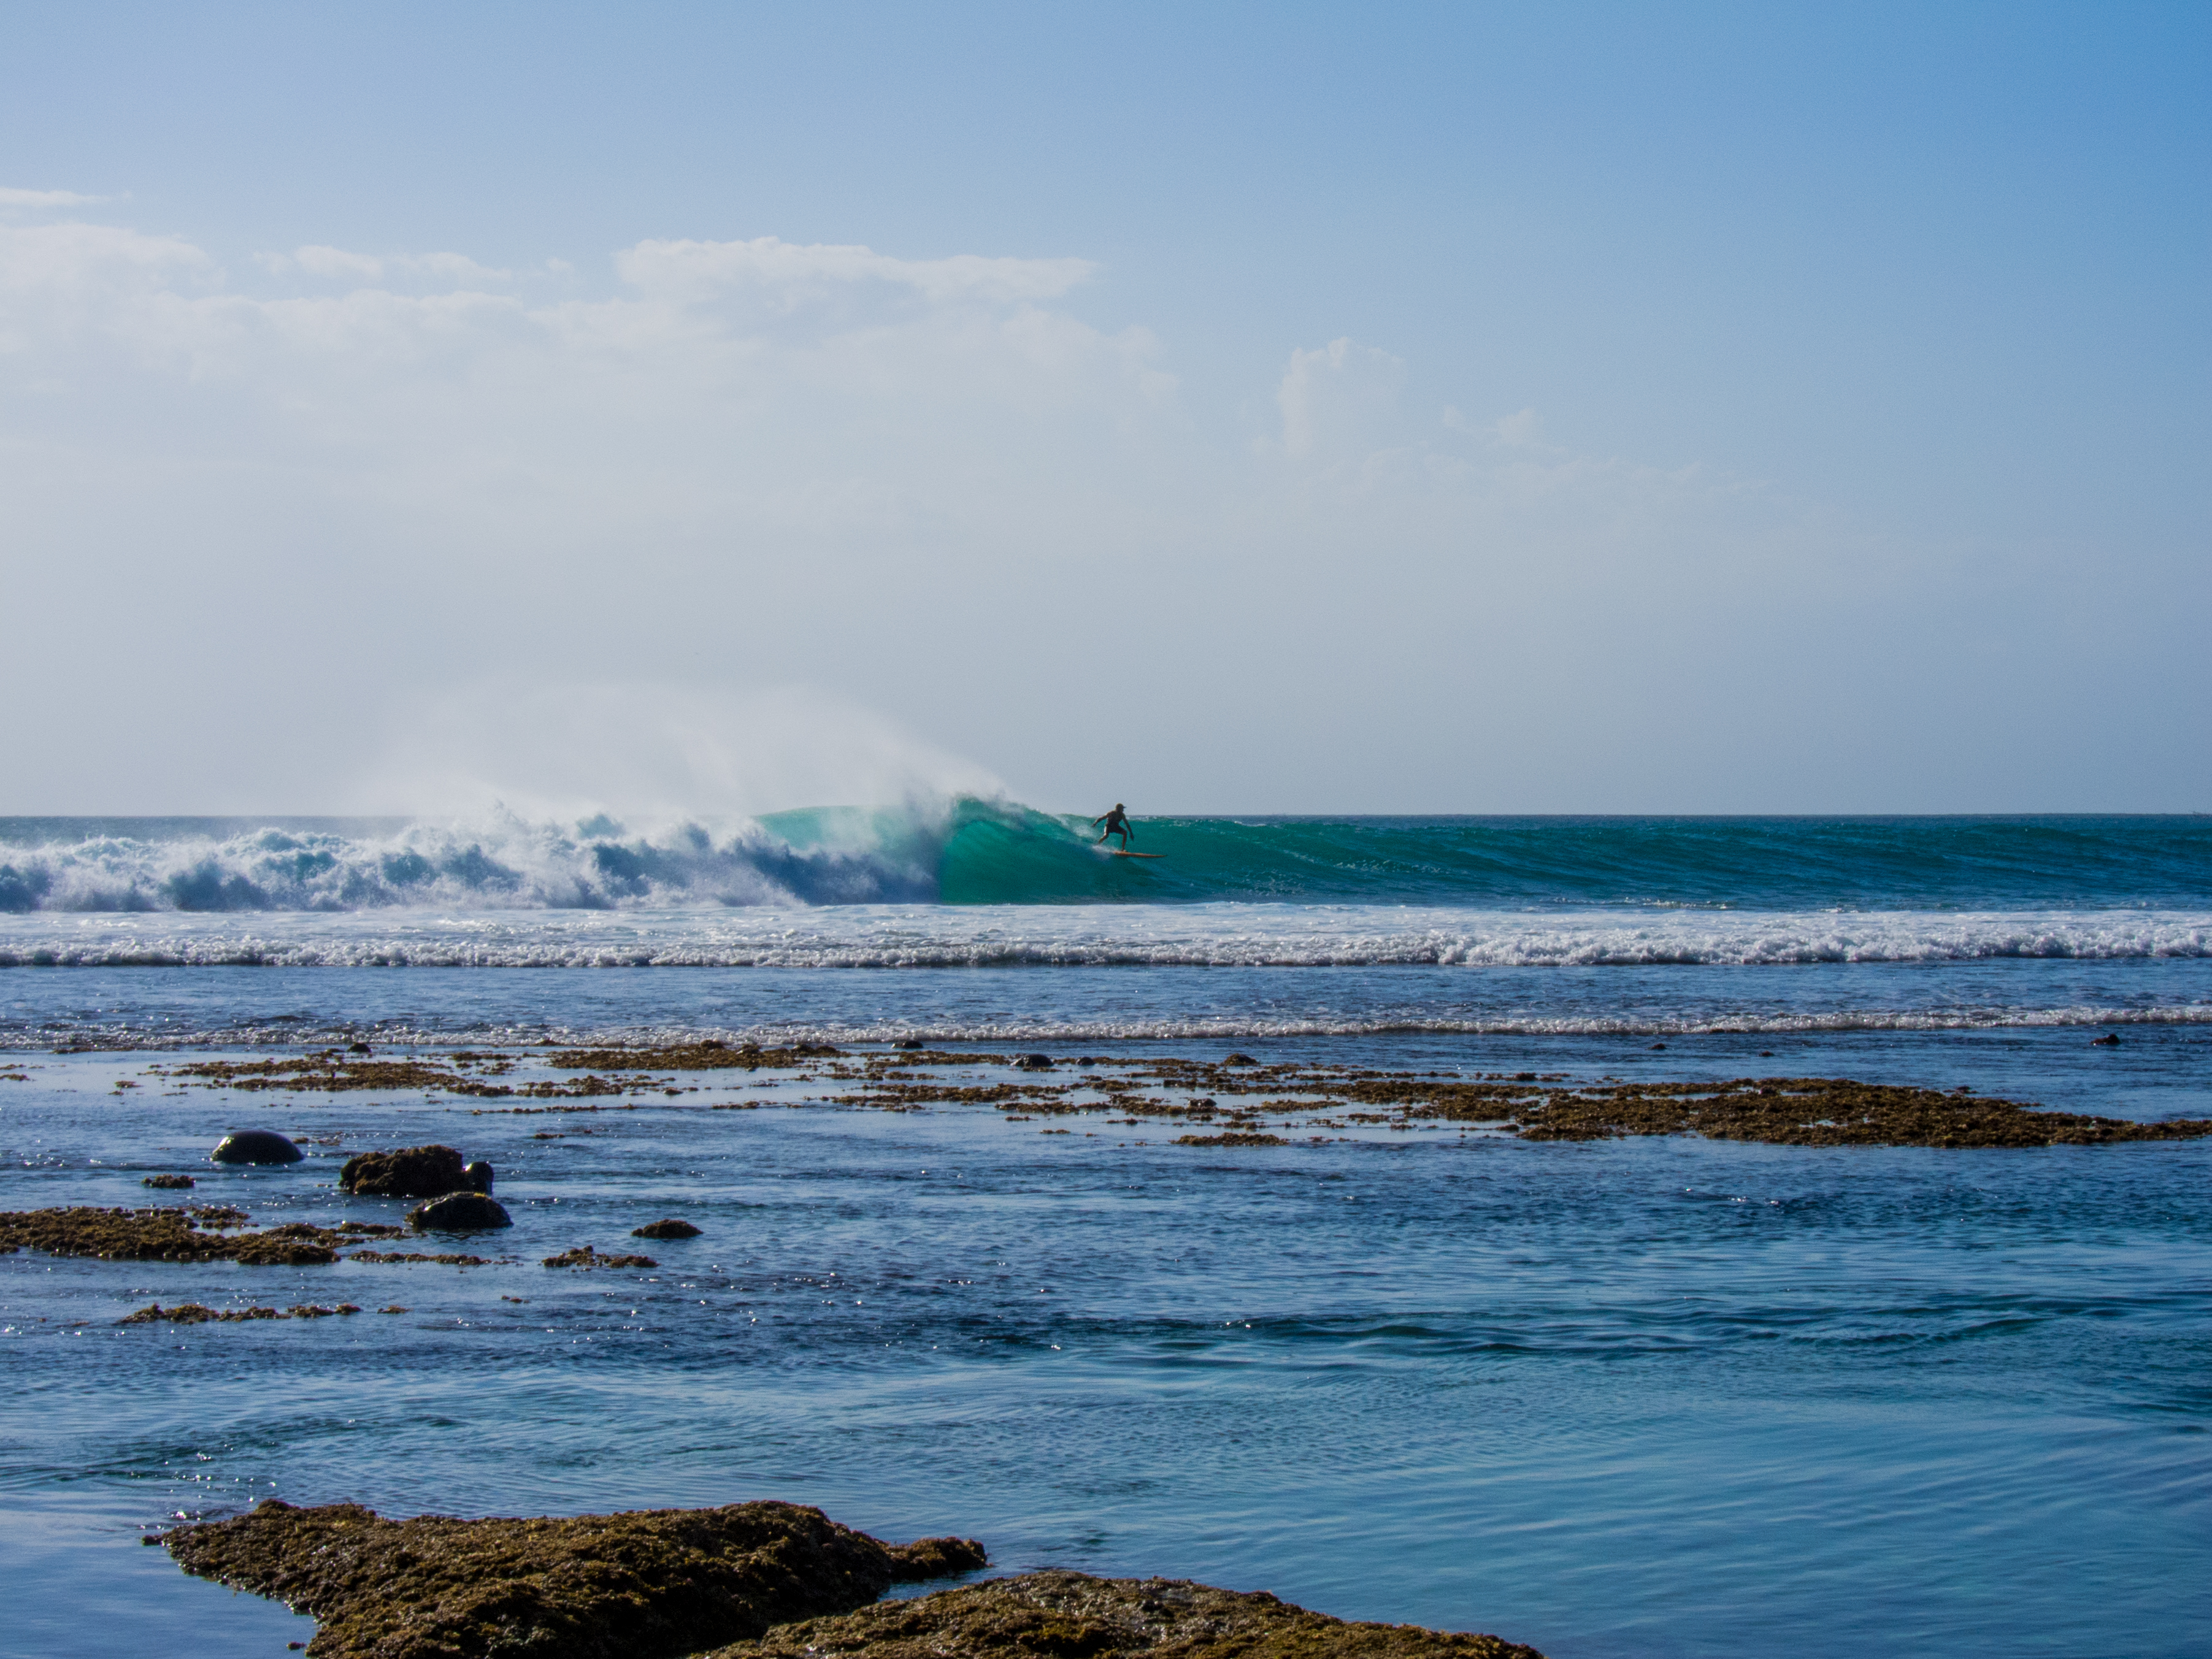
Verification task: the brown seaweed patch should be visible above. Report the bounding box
[1173,1132,1290,1148]
[1499,1079,2212,1147]
[548,1040,841,1072]
[348,1249,494,1266]
[159,1498,984,1659]
[0,1207,342,1265]
[142,1173,196,1190]
[719,1569,1543,1659]
[543,1244,659,1269]
[119,1302,361,1324]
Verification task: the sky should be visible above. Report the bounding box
[2,1,2206,816]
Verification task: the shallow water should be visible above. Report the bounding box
[3,1005,2208,1658]
[3,814,2207,1656]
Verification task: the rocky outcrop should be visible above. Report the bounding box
[210,1130,303,1165]
[339,1145,491,1198]
[721,1569,1542,1659]
[159,1499,985,1659]
[405,1192,512,1232]
[632,1218,702,1239]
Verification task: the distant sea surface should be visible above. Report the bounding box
[1,813,2206,1658]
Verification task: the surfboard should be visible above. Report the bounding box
[1106,850,1164,859]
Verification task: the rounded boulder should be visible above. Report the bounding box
[407,1192,512,1232]
[211,1130,304,1166]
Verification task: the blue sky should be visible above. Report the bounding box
[3,2,2206,813]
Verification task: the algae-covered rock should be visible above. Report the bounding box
[405,1191,511,1232]
[340,1145,489,1198]
[142,1173,196,1189]
[0,1206,340,1265]
[720,1570,1543,1659]
[161,1498,983,1659]
[211,1130,303,1165]
[633,1217,702,1239]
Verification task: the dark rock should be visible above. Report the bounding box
[347,1041,372,1055]
[2092,1033,2121,1046]
[1175,1132,1288,1148]
[211,1130,303,1166]
[1649,1043,1667,1051]
[340,1144,473,1198]
[142,1173,196,1190]
[1224,1052,1258,1065]
[161,1499,983,1659]
[406,1191,512,1232]
[894,1038,926,1050]
[1015,1054,1053,1070]
[464,1160,495,1192]
[721,1568,1544,1659]
[633,1217,702,1239]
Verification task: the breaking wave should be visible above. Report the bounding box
[1,808,2208,914]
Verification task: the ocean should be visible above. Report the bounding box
[1,811,2207,1659]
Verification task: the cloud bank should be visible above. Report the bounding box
[0,193,2192,813]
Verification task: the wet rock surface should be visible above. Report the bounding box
[719,1570,1543,1659]
[141,1173,195,1189]
[211,1130,304,1165]
[159,1498,983,1659]
[407,1192,512,1231]
[339,1144,490,1198]
[634,1217,702,1239]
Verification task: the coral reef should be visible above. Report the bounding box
[723,1571,1542,1659]
[159,1499,983,1659]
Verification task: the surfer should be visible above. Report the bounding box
[1093,803,1134,849]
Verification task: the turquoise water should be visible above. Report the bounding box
[0,815,2207,1657]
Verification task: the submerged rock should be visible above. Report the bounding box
[160,1499,985,1659]
[142,1173,196,1190]
[405,1191,511,1232]
[339,1145,490,1198]
[1015,1054,1054,1070]
[632,1217,702,1239]
[720,1569,1543,1659]
[211,1130,304,1165]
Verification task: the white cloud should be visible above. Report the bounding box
[259,244,514,284]
[615,235,1094,306]
[0,186,111,207]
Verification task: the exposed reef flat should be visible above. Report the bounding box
[0,1206,342,1265]
[159,1501,1536,1659]
[102,1043,2212,1149]
[119,1301,362,1324]
[160,1499,986,1659]
[726,1569,1544,1659]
